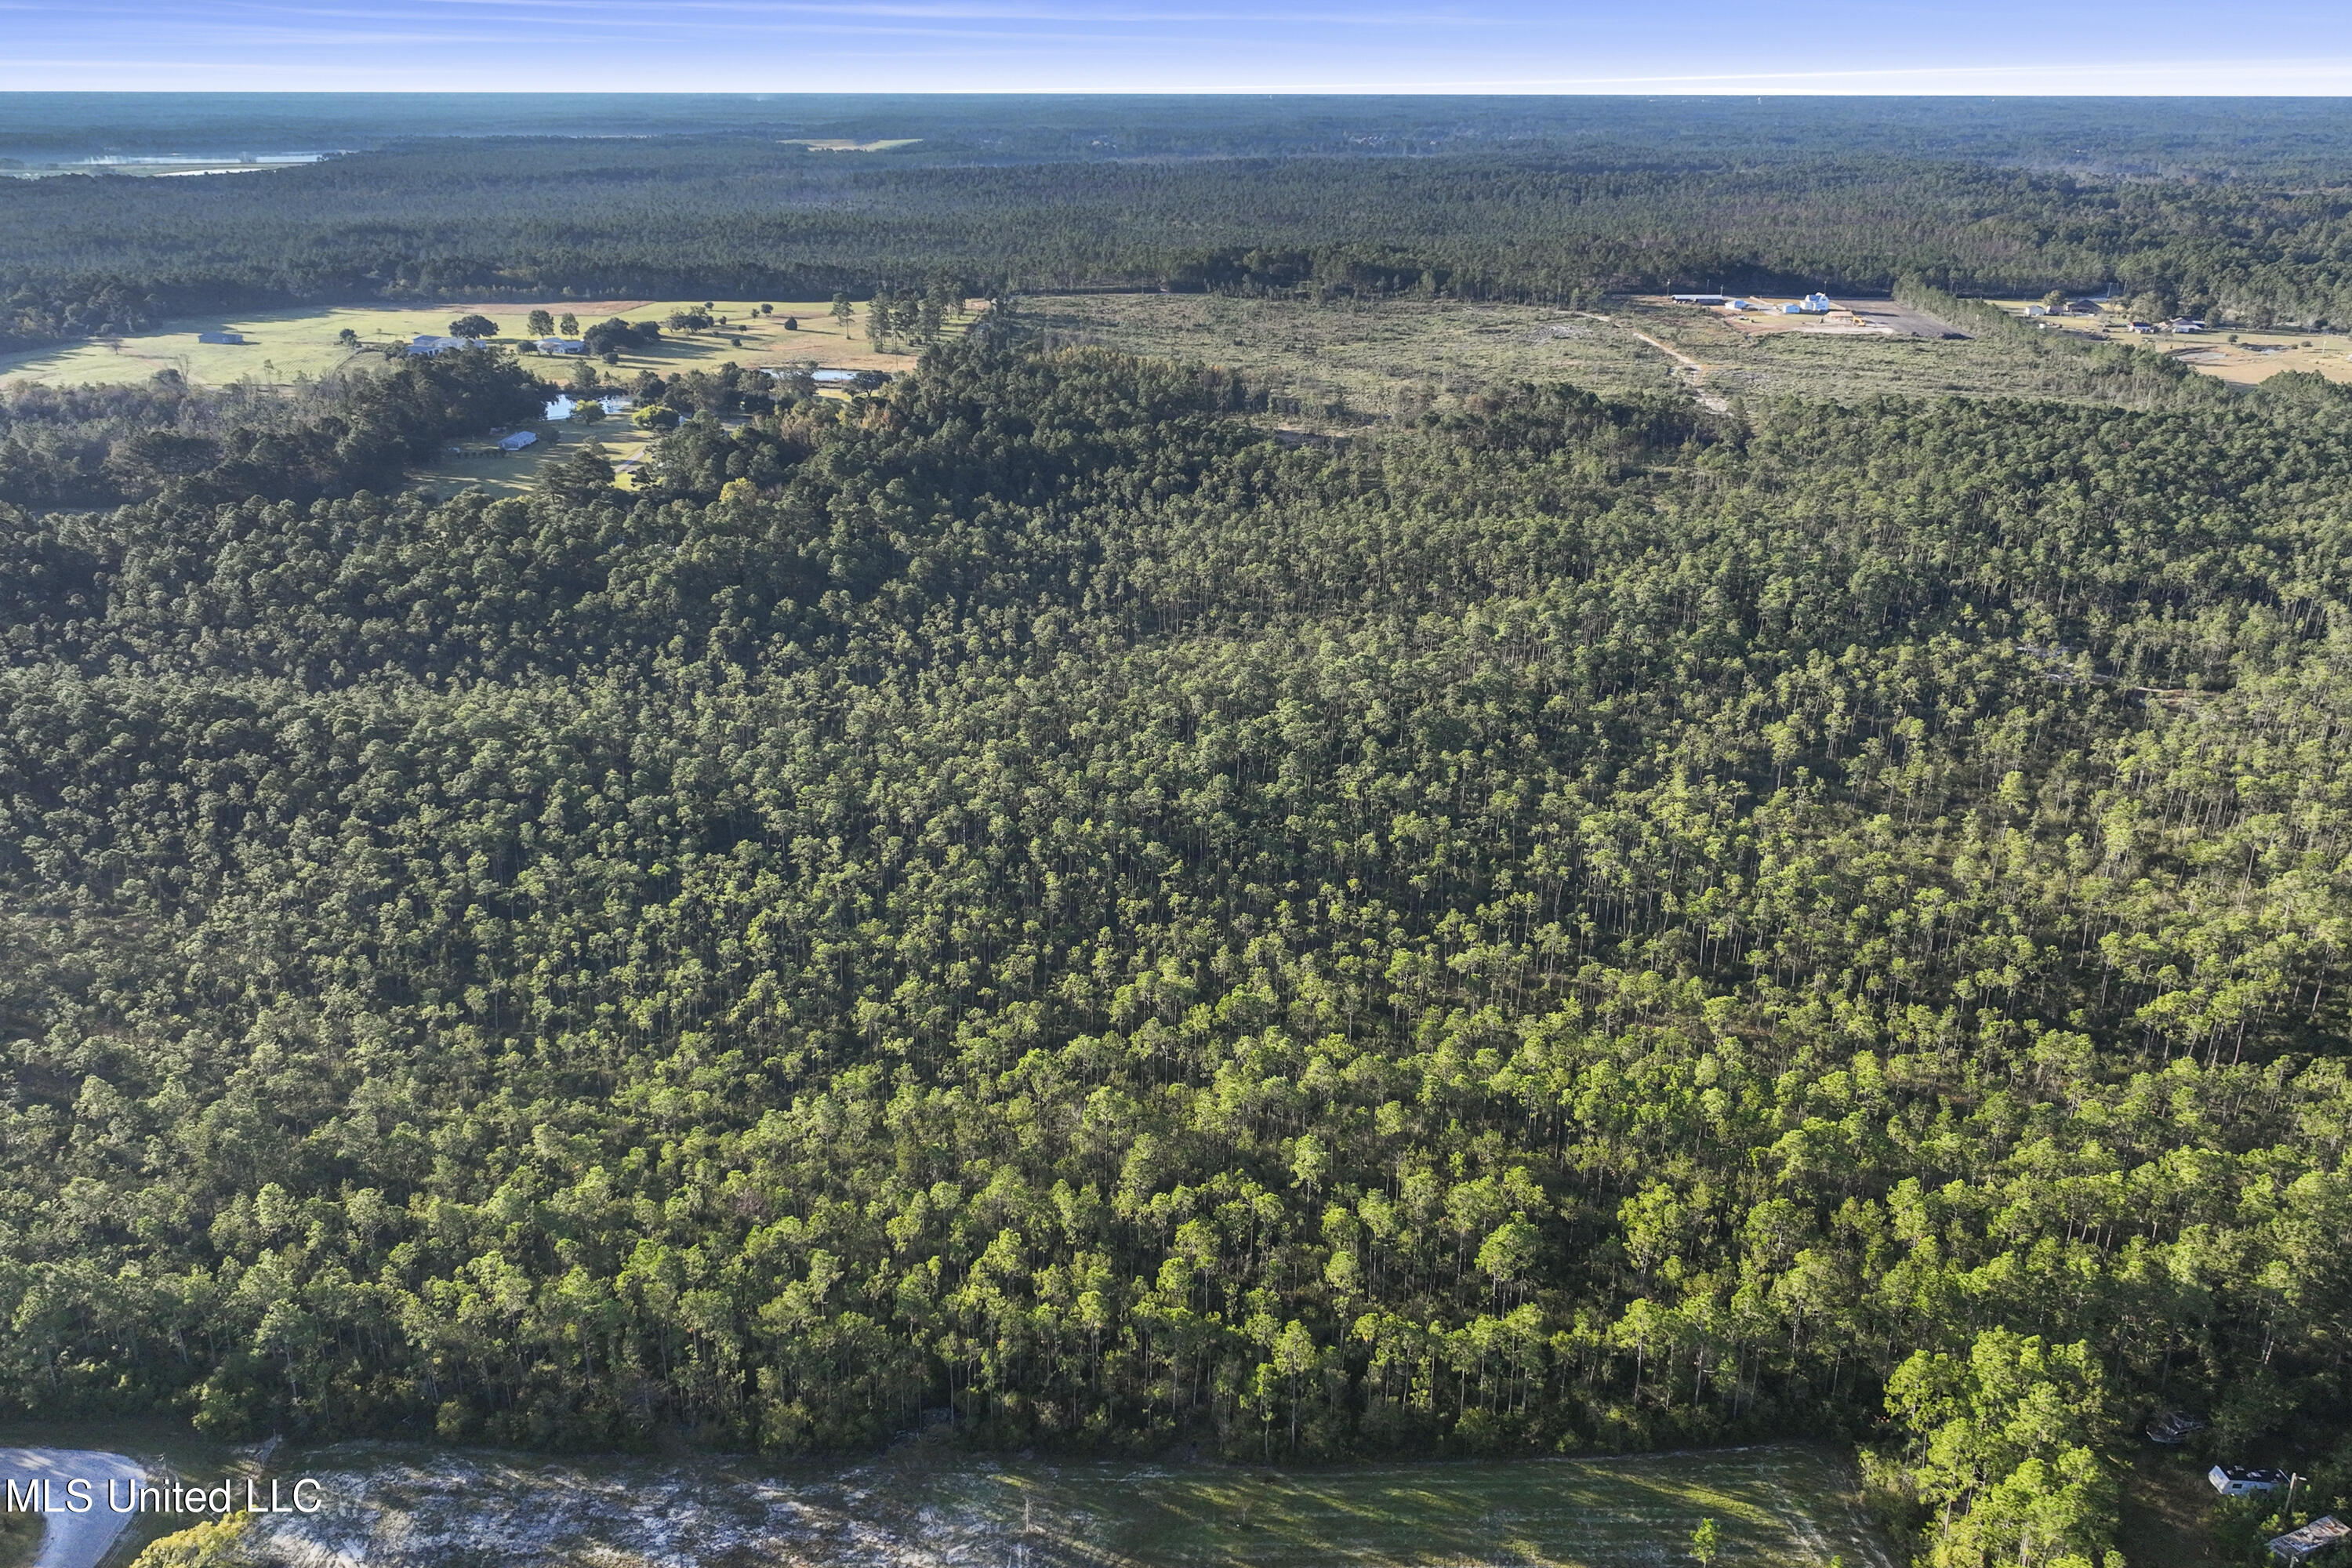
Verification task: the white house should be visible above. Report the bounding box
[2212,1466,2291,1497]
[536,337,586,355]
[408,335,476,356]
[497,431,539,452]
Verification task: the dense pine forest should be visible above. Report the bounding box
[4,331,2352,1566]
[14,96,2352,352]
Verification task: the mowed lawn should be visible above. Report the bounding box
[0,298,942,389]
[895,1444,1896,1568]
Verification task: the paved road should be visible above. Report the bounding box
[0,1449,147,1568]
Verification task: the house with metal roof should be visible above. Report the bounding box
[2214,1467,2292,1497]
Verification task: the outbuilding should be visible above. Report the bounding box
[497,431,539,452]
[1671,293,1730,306]
[2212,1466,2291,1497]
[197,332,247,345]
[2269,1516,2348,1566]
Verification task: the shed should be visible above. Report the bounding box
[1671,293,1730,306]
[2270,1517,2349,1566]
[2212,1466,2291,1497]
[197,332,246,345]
[497,430,538,452]
[536,337,586,355]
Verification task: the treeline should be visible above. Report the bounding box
[0,352,547,509]
[13,137,2352,353]
[2,343,2350,1568]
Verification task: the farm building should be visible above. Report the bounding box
[497,431,538,452]
[2212,1467,2291,1497]
[408,335,477,356]
[536,337,586,355]
[197,332,247,345]
[2170,318,2209,332]
[1671,293,1730,306]
[2269,1517,2348,1566]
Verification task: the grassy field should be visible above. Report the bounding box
[406,419,662,500]
[924,1443,1899,1568]
[2115,1450,2233,1568]
[250,1439,1896,1568]
[1021,292,2187,421]
[0,298,945,390]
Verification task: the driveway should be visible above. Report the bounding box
[0,1449,148,1568]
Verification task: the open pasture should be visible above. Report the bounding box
[0,298,945,390]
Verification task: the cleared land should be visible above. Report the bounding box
[1982,299,2352,387]
[226,1440,1891,1568]
[408,419,660,501]
[2115,1450,2233,1568]
[1022,292,2151,420]
[0,299,946,390]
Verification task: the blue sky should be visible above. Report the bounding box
[5,0,2352,93]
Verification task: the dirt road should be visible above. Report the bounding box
[1574,311,1730,410]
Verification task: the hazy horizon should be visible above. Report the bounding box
[5,0,2352,96]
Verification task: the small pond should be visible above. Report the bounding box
[542,394,634,420]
